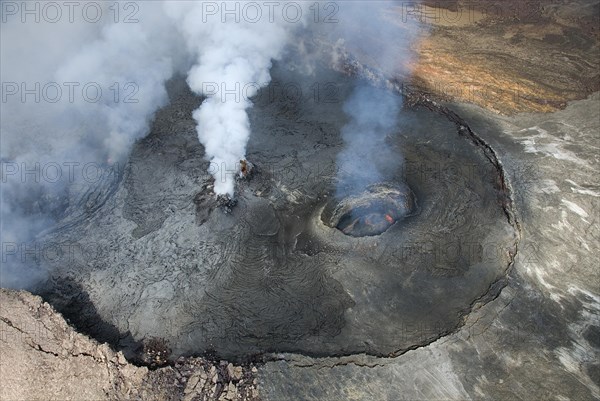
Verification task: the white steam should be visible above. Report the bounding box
[1,1,419,289]
[328,3,422,196]
[1,1,303,288]
[1,2,184,288]
[336,84,403,196]
[165,2,292,196]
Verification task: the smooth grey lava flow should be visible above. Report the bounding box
[39,62,519,362]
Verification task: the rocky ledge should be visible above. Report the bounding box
[0,289,260,401]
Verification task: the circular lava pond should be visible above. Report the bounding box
[41,64,519,361]
[322,183,418,237]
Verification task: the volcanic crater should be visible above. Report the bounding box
[39,62,520,362]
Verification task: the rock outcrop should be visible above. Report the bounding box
[0,289,260,401]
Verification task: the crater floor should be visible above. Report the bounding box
[40,63,518,361]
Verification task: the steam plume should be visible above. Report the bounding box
[329,3,421,196]
[1,1,419,289]
[336,84,403,196]
[1,1,301,287]
[1,2,183,288]
[165,2,292,196]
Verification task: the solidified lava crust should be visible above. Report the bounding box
[39,63,521,362]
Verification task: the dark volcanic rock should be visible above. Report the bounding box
[39,63,518,362]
